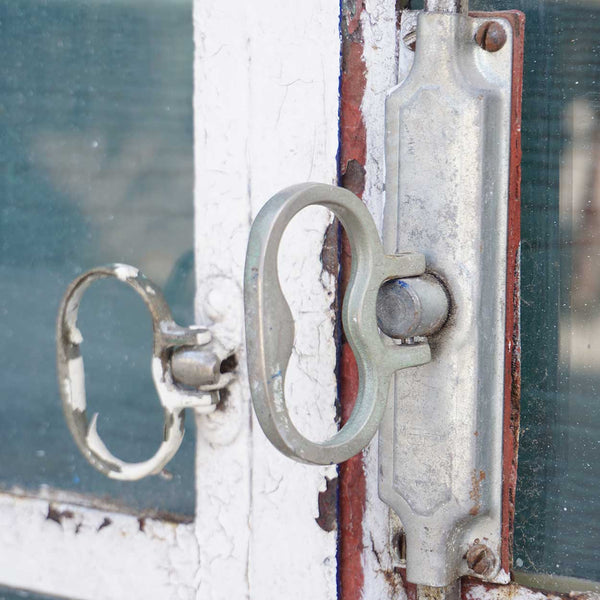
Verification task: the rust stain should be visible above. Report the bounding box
[462,578,577,600]
[339,344,366,600]
[338,2,368,600]
[400,568,418,600]
[469,469,487,516]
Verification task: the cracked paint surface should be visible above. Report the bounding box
[193,0,340,599]
[0,493,197,599]
[358,1,407,599]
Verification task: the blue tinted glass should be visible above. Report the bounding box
[467,0,600,581]
[0,0,195,517]
[0,587,59,600]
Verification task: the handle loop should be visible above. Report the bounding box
[244,183,431,465]
[57,264,218,480]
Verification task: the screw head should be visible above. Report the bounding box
[465,543,497,577]
[403,29,417,52]
[475,21,507,52]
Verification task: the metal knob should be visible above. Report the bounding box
[376,274,450,339]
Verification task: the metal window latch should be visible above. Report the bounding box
[57,264,235,481]
[245,2,519,597]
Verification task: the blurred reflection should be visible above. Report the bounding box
[0,0,195,516]
[453,0,600,582]
[552,96,600,577]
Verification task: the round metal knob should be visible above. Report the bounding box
[376,274,450,339]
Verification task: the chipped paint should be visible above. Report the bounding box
[66,355,86,411]
[358,1,405,600]
[0,492,197,599]
[464,582,562,600]
[469,470,487,516]
[193,0,340,598]
[316,476,339,533]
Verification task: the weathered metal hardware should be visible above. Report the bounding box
[382,3,515,592]
[244,183,431,465]
[376,275,449,340]
[245,1,517,597]
[57,263,234,481]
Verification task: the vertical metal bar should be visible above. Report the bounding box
[423,0,468,13]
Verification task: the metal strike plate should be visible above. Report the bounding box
[379,10,514,587]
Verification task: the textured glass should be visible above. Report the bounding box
[0,0,195,517]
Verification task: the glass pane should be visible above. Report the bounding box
[466,0,600,582]
[0,587,61,600]
[0,0,195,517]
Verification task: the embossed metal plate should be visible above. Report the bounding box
[379,11,514,587]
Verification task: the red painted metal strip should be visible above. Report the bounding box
[500,9,525,578]
[339,344,365,600]
[338,2,368,599]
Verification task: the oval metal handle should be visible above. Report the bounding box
[57,263,224,480]
[244,183,432,465]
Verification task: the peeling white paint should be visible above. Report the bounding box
[66,355,86,411]
[193,0,340,599]
[68,325,84,345]
[360,1,404,599]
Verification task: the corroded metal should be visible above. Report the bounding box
[417,582,461,600]
[244,183,431,465]
[466,543,497,577]
[57,263,233,481]
[475,21,508,52]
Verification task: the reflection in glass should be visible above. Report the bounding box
[469,0,600,581]
[0,0,195,516]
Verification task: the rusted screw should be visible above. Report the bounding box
[403,28,417,52]
[475,21,507,52]
[465,543,497,577]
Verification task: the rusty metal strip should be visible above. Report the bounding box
[338,1,368,598]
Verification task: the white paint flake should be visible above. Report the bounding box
[66,355,86,411]
[113,264,139,281]
[360,2,405,599]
